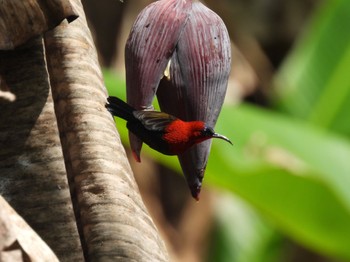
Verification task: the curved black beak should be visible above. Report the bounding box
[212,133,233,145]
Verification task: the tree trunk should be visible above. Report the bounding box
[0,36,84,261]
[0,0,169,261]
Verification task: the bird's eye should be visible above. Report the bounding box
[202,126,215,137]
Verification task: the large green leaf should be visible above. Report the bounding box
[274,0,350,136]
[206,104,350,260]
[213,104,350,209]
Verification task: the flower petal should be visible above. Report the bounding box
[157,1,231,199]
[125,0,191,159]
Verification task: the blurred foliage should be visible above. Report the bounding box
[207,195,283,262]
[274,0,350,136]
[104,0,350,260]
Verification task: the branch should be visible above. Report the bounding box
[0,36,84,260]
[44,0,169,260]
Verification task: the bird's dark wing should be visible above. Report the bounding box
[133,111,177,132]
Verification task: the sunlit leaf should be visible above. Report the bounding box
[206,104,350,260]
[274,0,350,136]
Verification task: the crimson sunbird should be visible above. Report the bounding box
[106,96,232,159]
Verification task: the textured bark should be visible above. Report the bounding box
[0,37,83,261]
[0,0,78,50]
[44,0,169,261]
[0,196,59,261]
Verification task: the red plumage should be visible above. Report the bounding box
[106,96,232,161]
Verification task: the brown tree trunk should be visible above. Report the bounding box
[0,0,169,261]
[44,0,168,260]
[0,36,84,261]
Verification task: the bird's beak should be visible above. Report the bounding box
[212,133,233,145]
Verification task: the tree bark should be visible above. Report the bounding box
[0,195,59,261]
[0,36,84,261]
[1,0,169,261]
[44,0,168,261]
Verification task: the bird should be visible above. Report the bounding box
[106,96,232,159]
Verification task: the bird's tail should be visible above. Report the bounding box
[106,96,135,121]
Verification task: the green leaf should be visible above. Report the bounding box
[103,69,126,99]
[206,104,350,260]
[274,0,350,136]
[207,195,283,262]
[213,104,350,208]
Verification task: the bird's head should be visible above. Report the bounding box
[190,122,232,145]
[201,125,233,145]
